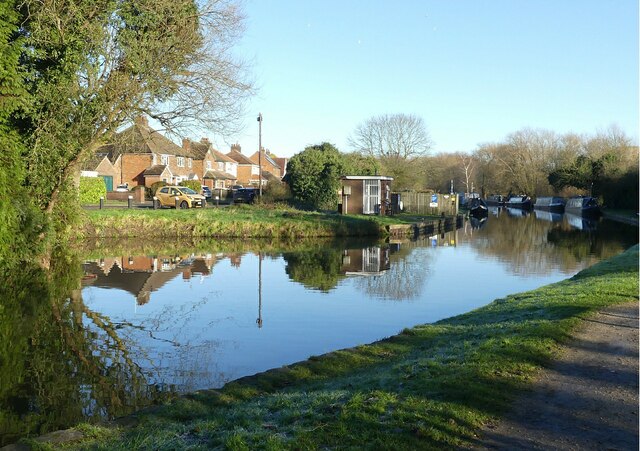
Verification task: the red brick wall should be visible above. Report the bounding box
[121,154,153,187]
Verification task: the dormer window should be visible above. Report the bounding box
[177,156,185,167]
[161,154,169,165]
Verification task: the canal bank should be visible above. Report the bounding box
[80,206,462,239]
[12,245,637,450]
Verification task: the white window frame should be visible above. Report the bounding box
[363,180,380,214]
[188,158,192,168]
[177,156,185,167]
[215,180,225,189]
[161,154,169,165]
[251,165,259,175]
[206,161,212,170]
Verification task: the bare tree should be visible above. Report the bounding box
[458,152,476,194]
[348,113,432,161]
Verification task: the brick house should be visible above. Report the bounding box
[227,144,262,186]
[93,116,206,190]
[183,138,238,189]
[248,149,282,179]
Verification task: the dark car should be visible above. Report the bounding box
[201,186,212,199]
[233,187,257,203]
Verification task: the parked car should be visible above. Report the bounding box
[231,184,244,191]
[115,183,129,192]
[201,186,212,199]
[232,187,257,204]
[155,185,207,209]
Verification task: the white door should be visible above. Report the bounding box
[362,247,381,273]
[363,180,380,214]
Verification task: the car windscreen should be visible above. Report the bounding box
[181,187,197,195]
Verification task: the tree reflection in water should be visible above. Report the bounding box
[0,254,173,446]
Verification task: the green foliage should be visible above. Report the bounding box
[179,179,201,193]
[259,181,292,204]
[286,143,347,210]
[342,152,380,176]
[283,247,344,291]
[78,177,107,204]
[150,181,167,195]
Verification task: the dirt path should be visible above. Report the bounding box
[478,301,639,450]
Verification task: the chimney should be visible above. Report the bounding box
[182,138,191,150]
[200,137,210,144]
[134,116,149,127]
[231,143,241,153]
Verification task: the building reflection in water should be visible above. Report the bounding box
[82,254,218,305]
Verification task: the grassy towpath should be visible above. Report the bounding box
[27,246,638,450]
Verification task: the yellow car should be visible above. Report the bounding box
[155,186,207,209]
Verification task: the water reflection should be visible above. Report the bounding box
[1,215,637,445]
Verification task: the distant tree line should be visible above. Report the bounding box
[285,121,637,211]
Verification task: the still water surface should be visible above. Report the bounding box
[1,211,637,444]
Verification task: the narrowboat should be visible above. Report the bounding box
[565,196,601,218]
[485,195,505,206]
[506,207,530,217]
[533,196,565,213]
[468,198,488,217]
[565,213,598,231]
[505,195,532,210]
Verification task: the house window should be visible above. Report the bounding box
[161,155,169,165]
[206,161,212,170]
[251,165,259,175]
[217,162,224,171]
[152,154,157,165]
[177,157,185,167]
[215,180,225,188]
[188,158,192,168]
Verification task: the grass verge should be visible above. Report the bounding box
[80,205,444,239]
[49,245,638,450]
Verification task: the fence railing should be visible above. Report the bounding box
[395,191,459,216]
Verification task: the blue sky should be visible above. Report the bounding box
[220,0,638,158]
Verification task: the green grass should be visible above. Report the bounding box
[81,205,446,239]
[50,245,638,450]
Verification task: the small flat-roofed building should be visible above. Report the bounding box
[339,175,393,215]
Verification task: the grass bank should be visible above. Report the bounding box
[80,205,446,239]
[39,245,638,450]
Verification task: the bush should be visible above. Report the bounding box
[260,181,292,204]
[150,181,167,197]
[179,180,202,192]
[79,177,107,204]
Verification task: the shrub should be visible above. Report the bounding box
[179,180,202,192]
[260,181,292,204]
[79,177,107,204]
[150,181,167,196]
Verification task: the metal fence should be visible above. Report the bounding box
[395,191,459,216]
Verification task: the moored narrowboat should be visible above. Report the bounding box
[468,198,488,217]
[565,196,601,218]
[533,196,565,213]
[505,195,532,210]
[485,195,505,206]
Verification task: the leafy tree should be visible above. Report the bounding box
[286,142,346,210]
[342,152,380,176]
[9,0,252,249]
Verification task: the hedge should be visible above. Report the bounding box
[79,177,107,204]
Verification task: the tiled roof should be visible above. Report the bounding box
[98,119,193,162]
[143,164,170,176]
[261,170,280,182]
[227,149,256,165]
[203,169,236,180]
[211,147,236,163]
[81,154,107,171]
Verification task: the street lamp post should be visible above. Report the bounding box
[257,113,263,197]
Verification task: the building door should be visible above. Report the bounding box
[102,175,113,192]
[362,247,381,273]
[363,180,380,214]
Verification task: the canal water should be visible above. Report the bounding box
[0,211,637,444]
